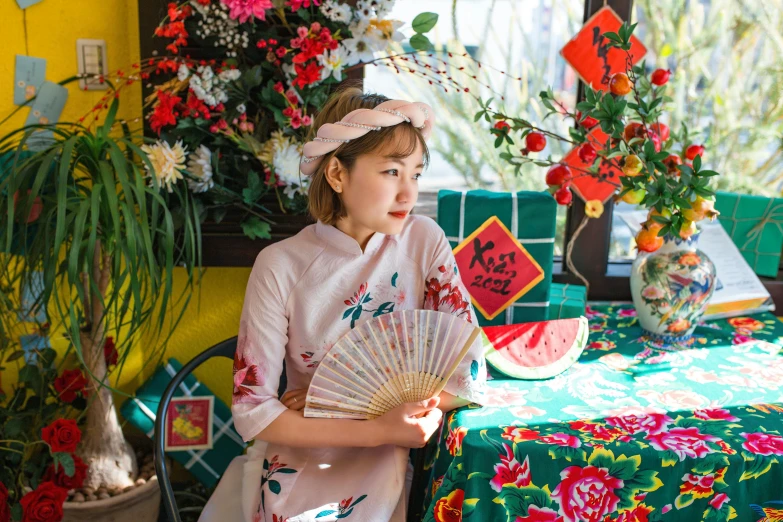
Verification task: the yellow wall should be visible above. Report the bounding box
[1,0,245,408]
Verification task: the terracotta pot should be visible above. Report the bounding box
[61,476,160,522]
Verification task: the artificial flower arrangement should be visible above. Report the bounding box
[479,21,721,254]
[145,0,439,239]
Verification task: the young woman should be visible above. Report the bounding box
[231,86,488,522]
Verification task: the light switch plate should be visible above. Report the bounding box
[76,39,108,91]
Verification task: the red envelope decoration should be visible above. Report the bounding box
[560,6,647,90]
[562,127,623,204]
[165,396,214,451]
[453,216,545,321]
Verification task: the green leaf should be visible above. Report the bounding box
[268,480,281,494]
[463,499,479,518]
[4,417,24,437]
[412,12,438,33]
[241,217,271,240]
[5,350,25,362]
[409,34,432,51]
[19,365,42,391]
[54,452,75,477]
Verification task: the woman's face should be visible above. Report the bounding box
[331,137,424,240]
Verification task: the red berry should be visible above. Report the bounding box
[546,164,573,187]
[493,121,510,132]
[554,186,573,206]
[649,132,662,153]
[663,154,683,174]
[623,122,646,142]
[578,143,597,164]
[685,144,705,161]
[609,72,633,96]
[525,132,547,152]
[576,111,598,129]
[650,122,670,142]
[651,68,671,86]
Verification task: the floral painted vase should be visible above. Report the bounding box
[630,230,717,342]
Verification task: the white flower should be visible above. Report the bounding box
[369,18,404,44]
[177,64,190,82]
[283,182,308,199]
[237,103,246,114]
[186,145,214,193]
[219,68,241,82]
[318,46,349,82]
[272,142,304,186]
[141,140,187,193]
[320,0,352,23]
[343,33,381,66]
[375,0,395,18]
[189,65,237,107]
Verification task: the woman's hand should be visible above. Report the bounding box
[369,397,443,448]
[280,389,307,411]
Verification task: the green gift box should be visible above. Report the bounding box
[714,191,783,278]
[120,358,246,487]
[548,282,587,320]
[437,189,556,326]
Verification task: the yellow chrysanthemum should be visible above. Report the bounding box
[585,199,604,218]
[141,140,187,193]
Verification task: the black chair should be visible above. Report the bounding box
[154,338,431,522]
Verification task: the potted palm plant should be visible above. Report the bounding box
[0,97,202,521]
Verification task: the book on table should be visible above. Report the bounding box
[619,210,774,321]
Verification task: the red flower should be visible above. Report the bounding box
[693,408,739,422]
[0,482,10,522]
[740,432,783,456]
[155,20,189,54]
[501,426,540,443]
[608,504,654,522]
[539,432,581,449]
[490,444,531,492]
[292,62,323,89]
[103,335,118,367]
[273,81,285,93]
[515,505,563,522]
[43,454,88,490]
[605,413,673,435]
[552,465,623,522]
[344,283,368,306]
[150,91,182,135]
[53,369,88,403]
[709,492,730,510]
[20,482,68,522]
[433,489,464,522]
[445,427,467,456]
[286,0,320,11]
[423,268,471,320]
[232,348,265,404]
[184,92,212,118]
[41,419,82,454]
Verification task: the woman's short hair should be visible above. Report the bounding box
[304,83,430,225]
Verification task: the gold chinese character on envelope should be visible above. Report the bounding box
[453,216,545,320]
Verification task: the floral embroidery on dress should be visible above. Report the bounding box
[342,275,399,328]
[261,455,298,513]
[424,263,472,322]
[314,495,368,519]
[233,349,265,404]
[300,351,318,368]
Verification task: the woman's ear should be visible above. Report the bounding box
[324,157,347,193]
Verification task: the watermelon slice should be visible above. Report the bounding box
[482,317,589,379]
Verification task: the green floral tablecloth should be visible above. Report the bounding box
[421,305,783,522]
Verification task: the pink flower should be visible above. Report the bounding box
[740,432,783,456]
[645,427,721,461]
[662,504,672,514]
[232,349,265,404]
[221,0,272,23]
[732,333,754,345]
[693,408,739,422]
[709,492,729,510]
[551,465,623,522]
[617,308,637,318]
[540,432,581,448]
[605,413,673,435]
[514,505,563,522]
[490,444,531,492]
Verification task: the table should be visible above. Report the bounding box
[420,305,783,522]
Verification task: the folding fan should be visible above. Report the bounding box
[303,309,481,420]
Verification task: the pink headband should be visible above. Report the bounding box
[299,99,435,176]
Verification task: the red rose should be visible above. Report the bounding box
[41,419,82,453]
[20,482,67,522]
[43,454,88,490]
[53,369,88,403]
[0,481,10,522]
